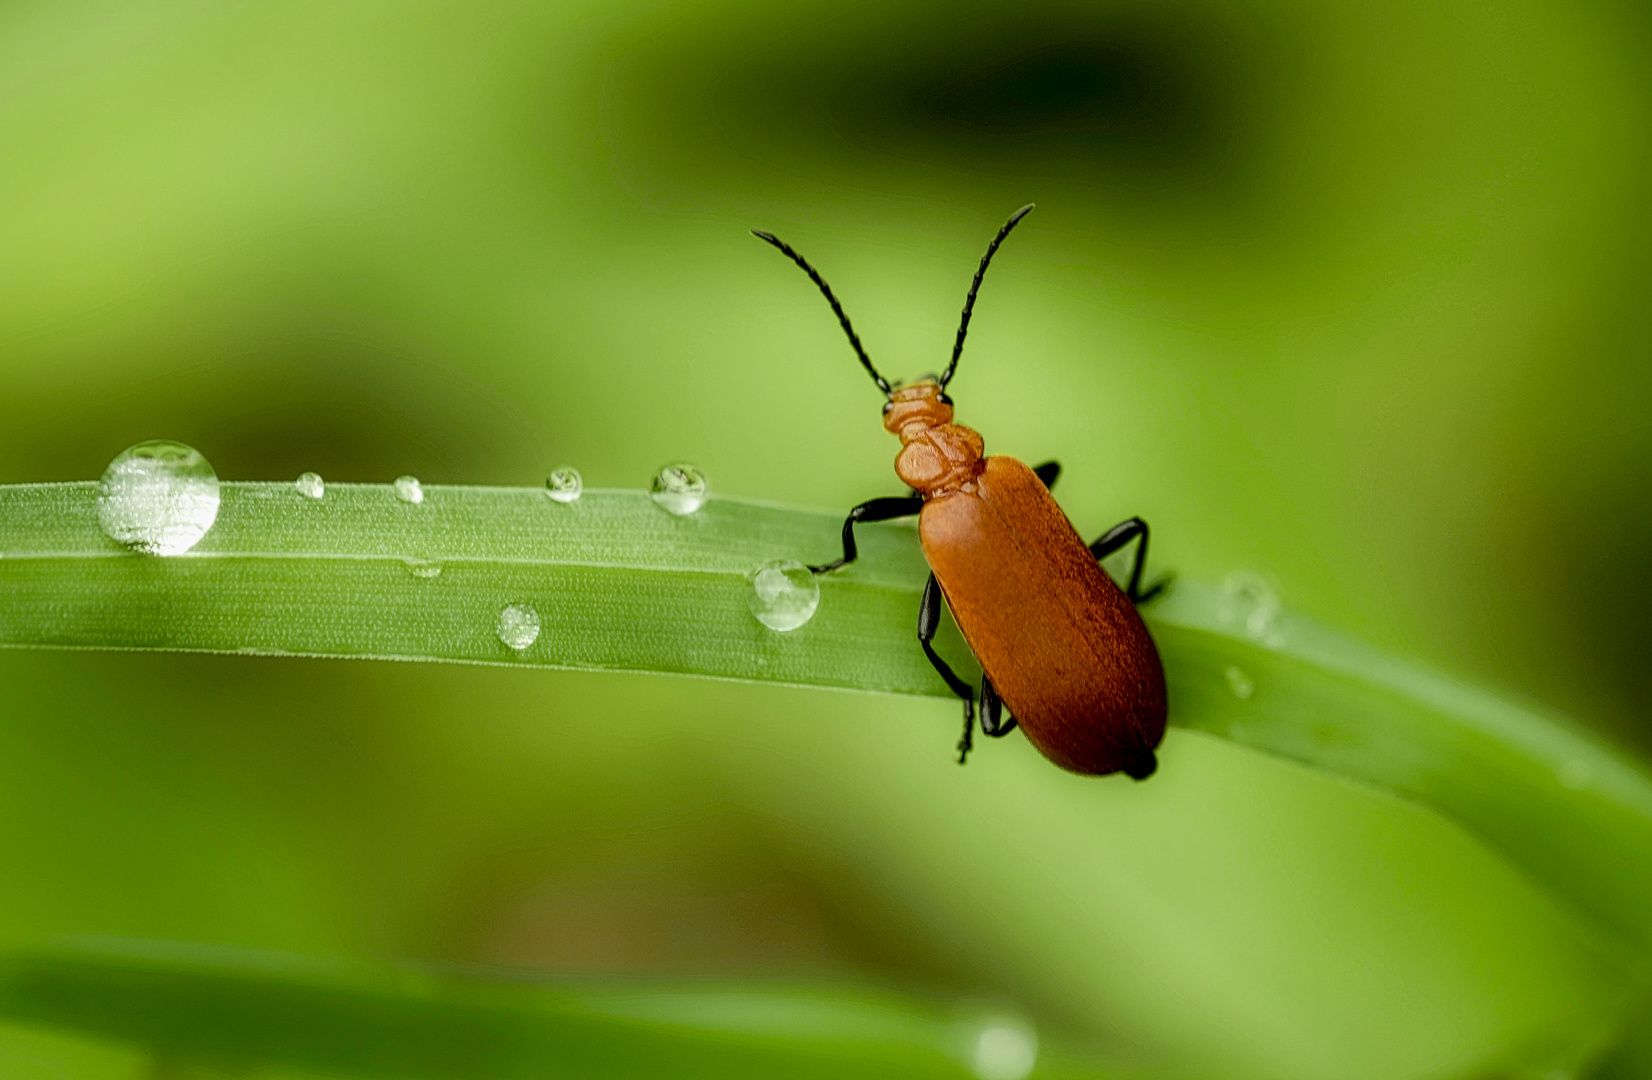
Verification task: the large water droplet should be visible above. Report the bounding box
[970,1017,1037,1080]
[650,463,708,515]
[748,559,820,631]
[544,466,583,503]
[393,475,424,504]
[97,440,220,556]
[402,557,443,580]
[496,603,541,651]
[295,471,325,499]
[1218,571,1285,647]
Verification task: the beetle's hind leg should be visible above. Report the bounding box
[1090,517,1173,604]
[1032,460,1061,489]
[980,676,1018,738]
[918,573,979,763]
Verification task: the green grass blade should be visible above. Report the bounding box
[0,938,1056,1079]
[3,479,1652,969]
[0,482,956,694]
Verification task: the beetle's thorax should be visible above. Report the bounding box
[884,380,984,497]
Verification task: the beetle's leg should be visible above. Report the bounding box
[810,496,924,574]
[979,675,1018,738]
[1032,460,1062,489]
[1089,517,1171,604]
[918,573,977,763]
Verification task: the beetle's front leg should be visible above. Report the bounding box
[810,496,925,574]
[917,573,978,763]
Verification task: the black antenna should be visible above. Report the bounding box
[752,229,890,396]
[939,204,1034,390]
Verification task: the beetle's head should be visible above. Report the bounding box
[882,377,953,435]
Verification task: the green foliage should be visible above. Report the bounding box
[0,938,1014,1080]
[3,0,1650,1074]
[4,479,1651,1074]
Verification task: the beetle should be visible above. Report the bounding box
[752,205,1167,779]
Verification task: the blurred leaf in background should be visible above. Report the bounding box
[0,0,1649,1077]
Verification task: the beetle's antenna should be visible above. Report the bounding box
[939,203,1034,390]
[752,229,891,396]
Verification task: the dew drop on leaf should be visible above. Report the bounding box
[496,603,541,651]
[295,471,325,499]
[97,440,220,556]
[970,1016,1037,1080]
[650,463,707,515]
[1218,571,1286,647]
[747,559,819,632]
[402,557,442,580]
[544,466,583,503]
[393,475,424,504]
[1224,665,1255,699]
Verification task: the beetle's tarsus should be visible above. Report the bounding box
[1132,572,1175,605]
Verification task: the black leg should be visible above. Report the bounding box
[811,496,924,574]
[1089,517,1168,604]
[1032,460,1061,490]
[979,675,1018,738]
[918,573,977,763]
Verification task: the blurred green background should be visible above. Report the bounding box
[1,0,1650,1076]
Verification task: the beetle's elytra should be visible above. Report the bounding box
[754,206,1167,779]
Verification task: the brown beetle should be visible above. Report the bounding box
[754,206,1167,778]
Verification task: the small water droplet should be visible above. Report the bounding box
[496,603,541,651]
[544,466,583,503]
[393,475,424,504]
[747,559,820,631]
[402,557,442,579]
[97,440,220,556]
[650,463,708,515]
[971,1017,1037,1080]
[295,471,325,499]
[1219,571,1285,647]
[1224,665,1255,699]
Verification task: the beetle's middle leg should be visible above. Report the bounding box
[1089,517,1171,604]
[810,495,924,574]
[980,675,1018,738]
[918,573,979,763]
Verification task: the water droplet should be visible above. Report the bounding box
[97,440,220,556]
[971,1018,1037,1080]
[295,471,325,499]
[1218,571,1285,647]
[747,559,820,632]
[393,475,424,504]
[402,557,443,579]
[496,603,541,651]
[544,466,583,503]
[650,463,708,515]
[1224,665,1255,699]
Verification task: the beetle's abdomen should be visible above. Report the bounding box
[918,456,1166,776]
